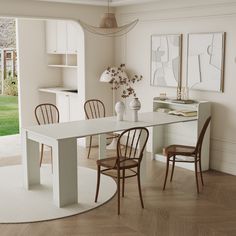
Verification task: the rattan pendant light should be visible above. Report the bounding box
[79,0,138,37]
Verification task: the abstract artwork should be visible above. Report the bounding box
[187,32,225,92]
[151,34,182,87]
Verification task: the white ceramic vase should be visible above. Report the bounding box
[129,97,141,122]
[115,101,125,121]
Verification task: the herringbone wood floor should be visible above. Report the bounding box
[0,147,236,236]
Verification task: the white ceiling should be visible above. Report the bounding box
[38,0,160,6]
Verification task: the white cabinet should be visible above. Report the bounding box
[152,99,211,171]
[46,20,78,54]
[69,95,80,121]
[56,21,67,54]
[67,22,78,54]
[46,20,57,54]
[56,93,70,122]
[56,93,80,122]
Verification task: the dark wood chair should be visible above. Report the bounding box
[34,103,59,167]
[162,116,211,193]
[95,127,149,215]
[84,99,119,159]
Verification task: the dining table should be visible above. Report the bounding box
[22,112,197,208]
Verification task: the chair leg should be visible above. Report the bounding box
[117,168,121,215]
[87,136,92,159]
[195,160,200,193]
[95,165,101,202]
[163,157,170,190]
[199,158,204,186]
[122,169,125,197]
[39,144,44,167]
[170,155,176,182]
[137,167,144,208]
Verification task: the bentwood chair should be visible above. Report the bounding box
[95,127,149,215]
[34,103,59,167]
[84,99,119,159]
[162,116,211,193]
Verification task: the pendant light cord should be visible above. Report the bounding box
[108,0,110,13]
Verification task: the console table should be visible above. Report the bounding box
[152,98,211,171]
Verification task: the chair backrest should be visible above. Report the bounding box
[116,127,149,168]
[84,99,106,119]
[195,116,211,154]
[35,103,59,125]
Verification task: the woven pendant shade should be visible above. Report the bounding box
[78,0,138,37]
[99,13,118,28]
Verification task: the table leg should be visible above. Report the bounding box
[98,134,106,159]
[152,126,157,160]
[22,130,40,189]
[52,138,78,207]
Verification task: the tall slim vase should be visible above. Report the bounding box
[129,97,141,122]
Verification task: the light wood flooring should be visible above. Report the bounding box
[0,147,236,236]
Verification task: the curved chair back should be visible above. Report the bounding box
[116,127,149,168]
[84,99,106,119]
[35,103,59,125]
[195,116,211,154]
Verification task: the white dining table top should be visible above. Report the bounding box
[24,112,197,140]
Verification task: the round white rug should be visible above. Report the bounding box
[0,165,117,223]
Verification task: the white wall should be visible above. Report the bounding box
[115,0,236,175]
[17,19,61,128]
[85,32,114,115]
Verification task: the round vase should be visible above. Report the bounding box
[115,101,125,121]
[129,97,141,122]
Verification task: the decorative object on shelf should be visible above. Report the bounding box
[151,34,183,87]
[159,92,167,100]
[176,86,182,100]
[187,32,225,92]
[129,97,141,122]
[115,101,125,121]
[78,0,138,37]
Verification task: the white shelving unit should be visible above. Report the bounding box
[152,98,211,171]
[40,20,80,123]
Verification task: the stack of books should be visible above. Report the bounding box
[168,109,197,117]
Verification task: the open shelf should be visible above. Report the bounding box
[47,54,77,68]
[48,64,78,68]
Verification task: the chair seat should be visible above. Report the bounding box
[163,145,196,157]
[97,157,138,169]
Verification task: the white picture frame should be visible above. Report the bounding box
[150,34,182,87]
[187,32,225,92]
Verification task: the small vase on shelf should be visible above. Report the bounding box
[129,97,141,122]
[115,101,125,121]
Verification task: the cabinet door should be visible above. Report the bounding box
[56,94,70,123]
[67,21,78,54]
[69,95,80,121]
[46,20,57,54]
[56,21,67,54]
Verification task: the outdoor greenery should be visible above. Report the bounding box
[4,76,18,96]
[0,95,19,136]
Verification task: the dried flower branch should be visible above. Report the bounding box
[107,64,143,98]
